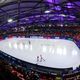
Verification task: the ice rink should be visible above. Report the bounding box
[0,38,80,69]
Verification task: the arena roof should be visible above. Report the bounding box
[0,0,80,28]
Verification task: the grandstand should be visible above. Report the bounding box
[0,0,80,80]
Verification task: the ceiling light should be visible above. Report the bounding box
[59,14,66,17]
[60,24,63,27]
[45,10,50,13]
[8,18,13,23]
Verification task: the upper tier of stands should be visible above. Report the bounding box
[0,25,80,48]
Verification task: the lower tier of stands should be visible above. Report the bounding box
[0,50,80,80]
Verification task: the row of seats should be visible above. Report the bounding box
[0,26,79,41]
[0,26,80,40]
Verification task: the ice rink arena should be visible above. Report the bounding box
[0,38,80,69]
[0,0,80,80]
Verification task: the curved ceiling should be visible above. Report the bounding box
[0,0,80,28]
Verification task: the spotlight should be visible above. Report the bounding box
[45,10,50,13]
[8,18,13,23]
[60,14,66,17]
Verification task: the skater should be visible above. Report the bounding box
[40,55,45,62]
[37,56,39,62]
